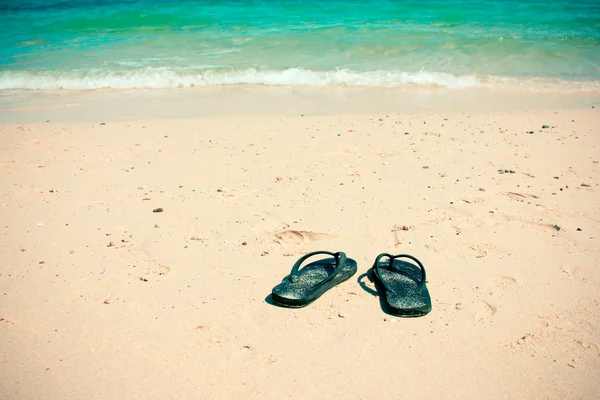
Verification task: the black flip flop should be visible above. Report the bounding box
[271,251,357,308]
[371,253,431,317]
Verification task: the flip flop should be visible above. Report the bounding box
[271,251,357,308]
[371,253,431,317]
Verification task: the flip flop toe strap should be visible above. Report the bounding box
[373,253,426,294]
[289,251,347,286]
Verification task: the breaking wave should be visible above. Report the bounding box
[0,67,597,91]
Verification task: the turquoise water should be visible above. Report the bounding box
[1,0,599,90]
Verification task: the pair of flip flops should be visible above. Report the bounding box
[271,251,431,317]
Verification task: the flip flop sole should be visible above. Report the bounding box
[371,257,431,317]
[272,269,356,308]
[272,257,357,308]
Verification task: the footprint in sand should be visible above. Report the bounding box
[464,243,492,258]
[474,300,497,320]
[493,276,519,290]
[275,230,331,245]
[560,265,588,282]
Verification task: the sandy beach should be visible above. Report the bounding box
[1,88,599,399]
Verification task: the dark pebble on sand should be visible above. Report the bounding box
[528,131,534,134]
[153,208,163,213]
[577,228,582,231]
[100,122,106,126]
[542,124,549,129]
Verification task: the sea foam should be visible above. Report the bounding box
[1,67,597,91]
[0,67,483,90]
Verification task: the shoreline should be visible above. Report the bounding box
[1,86,599,123]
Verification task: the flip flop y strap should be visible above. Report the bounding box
[289,251,347,286]
[373,253,426,293]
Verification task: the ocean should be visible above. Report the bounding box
[0,0,599,91]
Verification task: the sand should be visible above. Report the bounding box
[1,88,599,399]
